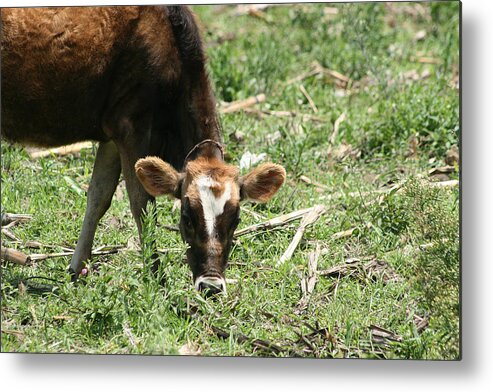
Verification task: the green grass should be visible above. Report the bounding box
[1,2,460,359]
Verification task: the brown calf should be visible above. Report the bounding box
[1,6,285,294]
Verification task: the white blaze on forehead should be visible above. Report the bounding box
[196,175,232,236]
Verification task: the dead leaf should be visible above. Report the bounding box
[126,236,140,251]
[319,258,400,283]
[445,145,459,166]
[53,315,72,321]
[329,143,361,162]
[18,281,26,296]
[332,228,356,240]
[115,180,126,201]
[1,329,25,341]
[406,134,419,158]
[266,130,282,145]
[413,314,429,333]
[178,342,202,356]
[414,30,426,41]
[231,130,245,143]
[108,216,123,229]
[370,325,402,345]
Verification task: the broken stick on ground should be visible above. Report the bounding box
[296,242,322,313]
[27,141,93,159]
[1,246,31,266]
[29,247,120,262]
[220,94,266,114]
[299,175,330,191]
[234,207,314,237]
[277,205,326,266]
[286,61,351,88]
[1,213,33,226]
[299,84,318,113]
[327,112,347,157]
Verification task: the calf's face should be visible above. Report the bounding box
[135,152,285,296]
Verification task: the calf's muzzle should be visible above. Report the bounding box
[195,275,226,296]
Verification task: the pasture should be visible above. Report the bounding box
[1,2,460,359]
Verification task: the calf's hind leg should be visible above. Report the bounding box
[69,141,121,279]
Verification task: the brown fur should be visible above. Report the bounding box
[1,6,220,159]
[184,156,240,201]
[240,163,287,202]
[135,156,183,197]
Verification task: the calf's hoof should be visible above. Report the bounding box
[68,266,79,283]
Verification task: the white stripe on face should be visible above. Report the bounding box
[196,175,232,236]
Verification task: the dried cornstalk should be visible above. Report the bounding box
[427,179,459,188]
[299,175,330,190]
[319,259,399,283]
[328,112,347,149]
[299,84,318,113]
[2,228,21,242]
[123,322,138,349]
[233,4,281,16]
[370,325,402,344]
[24,240,74,252]
[1,246,31,265]
[332,227,355,240]
[1,213,33,226]
[28,141,93,159]
[286,68,321,85]
[220,94,266,114]
[428,166,455,176]
[296,243,321,312]
[277,205,326,266]
[415,56,441,65]
[287,62,351,87]
[30,247,119,261]
[234,207,314,237]
[242,107,325,123]
[240,206,265,221]
[1,329,25,340]
[413,314,429,333]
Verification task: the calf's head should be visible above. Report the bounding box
[135,141,285,296]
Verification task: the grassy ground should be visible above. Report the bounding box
[1,2,460,359]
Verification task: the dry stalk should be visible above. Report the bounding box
[299,84,318,113]
[299,175,330,191]
[242,107,325,123]
[296,243,321,312]
[286,61,351,88]
[27,141,93,159]
[234,207,314,237]
[29,247,120,261]
[1,213,33,226]
[332,227,356,240]
[327,112,347,157]
[277,205,326,266]
[123,322,138,349]
[427,179,459,188]
[220,94,266,114]
[2,228,21,242]
[1,246,31,265]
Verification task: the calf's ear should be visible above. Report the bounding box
[240,163,286,203]
[135,157,183,198]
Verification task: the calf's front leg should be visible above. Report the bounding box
[69,141,121,279]
[118,144,160,274]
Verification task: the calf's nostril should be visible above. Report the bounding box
[198,281,223,296]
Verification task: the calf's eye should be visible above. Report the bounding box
[183,215,193,230]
